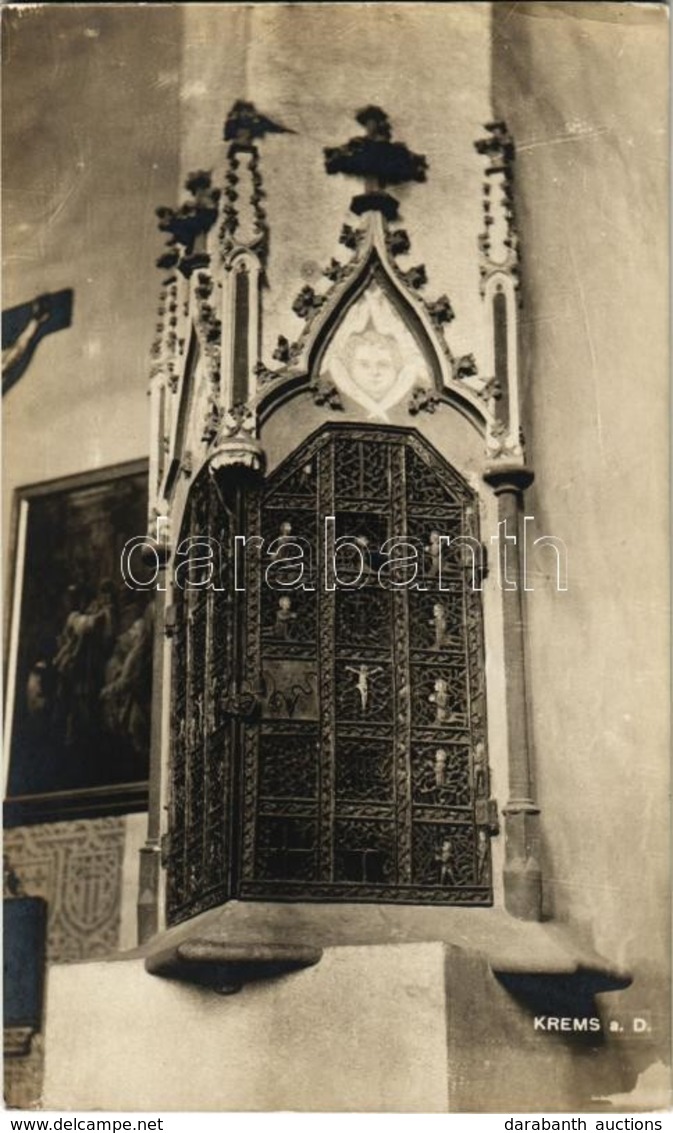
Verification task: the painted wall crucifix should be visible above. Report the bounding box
[2,290,73,395]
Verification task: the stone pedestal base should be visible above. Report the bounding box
[43,939,638,1112]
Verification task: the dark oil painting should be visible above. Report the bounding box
[6,464,153,817]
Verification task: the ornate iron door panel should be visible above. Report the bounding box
[239,425,492,905]
[166,474,236,924]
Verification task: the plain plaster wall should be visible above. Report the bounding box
[177,2,493,374]
[491,0,669,1064]
[43,944,452,1112]
[2,5,180,566]
[2,13,180,1102]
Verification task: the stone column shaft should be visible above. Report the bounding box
[484,463,542,921]
[137,558,168,944]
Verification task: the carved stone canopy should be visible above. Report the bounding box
[256,207,498,439]
[148,106,527,534]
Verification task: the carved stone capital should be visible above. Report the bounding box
[502,807,543,921]
[483,463,534,496]
[208,436,266,479]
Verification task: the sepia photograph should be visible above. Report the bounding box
[2,0,670,1118]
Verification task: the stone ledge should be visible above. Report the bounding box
[130,901,632,996]
[145,939,322,994]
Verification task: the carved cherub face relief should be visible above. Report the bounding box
[320,283,432,419]
[343,329,402,403]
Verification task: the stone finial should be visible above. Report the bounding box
[220,103,292,265]
[324,106,428,220]
[474,121,519,294]
[224,100,294,146]
[155,170,220,276]
[474,121,515,167]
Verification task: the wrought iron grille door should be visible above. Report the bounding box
[166,473,237,924]
[239,425,492,905]
[166,425,492,925]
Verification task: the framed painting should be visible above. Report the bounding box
[4,460,153,826]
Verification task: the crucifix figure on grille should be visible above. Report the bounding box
[436,837,455,885]
[425,530,442,579]
[429,602,448,650]
[472,741,489,797]
[345,663,383,715]
[429,677,450,724]
[418,748,450,804]
[274,596,297,639]
[477,829,489,884]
